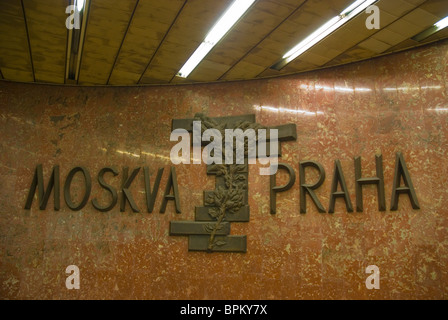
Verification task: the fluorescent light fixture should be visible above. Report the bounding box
[282,15,341,60]
[177,0,255,78]
[340,0,368,16]
[435,16,448,30]
[272,0,378,70]
[177,42,214,79]
[412,15,448,42]
[76,0,84,11]
[66,0,88,82]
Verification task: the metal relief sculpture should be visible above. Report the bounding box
[169,113,297,253]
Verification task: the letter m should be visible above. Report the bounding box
[24,164,60,210]
[224,128,256,165]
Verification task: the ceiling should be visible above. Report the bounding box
[0,0,447,86]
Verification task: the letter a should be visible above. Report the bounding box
[365,265,380,289]
[170,128,191,164]
[365,5,380,30]
[65,265,80,289]
[65,5,80,30]
[390,152,420,211]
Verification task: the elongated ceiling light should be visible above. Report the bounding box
[271,0,378,70]
[66,0,88,83]
[176,0,256,78]
[76,0,84,11]
[412,15,448,42]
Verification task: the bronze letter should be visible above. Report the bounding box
[354,155,386,212]
[24,164,60,210]
[120,167,141,213]
[92,167,118,212]
[328,160,353,213]
[270,163,296,214]
[390,152,420,210]
[64,166,92,211]
[160,167,181,213]
[144,166,164,213]
[299,161,326,213]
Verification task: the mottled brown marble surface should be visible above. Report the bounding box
[1,39,447,299]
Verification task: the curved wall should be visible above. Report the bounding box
[1,40,447,299]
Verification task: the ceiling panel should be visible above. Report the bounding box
[22,0,67,83]
[78,0,138,85]
[108,0,186,85]
[0,0,447,86]
[0,0,34,82]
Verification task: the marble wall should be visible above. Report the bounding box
[1,39,447,299]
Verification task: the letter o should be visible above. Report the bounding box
[64,167,91,210]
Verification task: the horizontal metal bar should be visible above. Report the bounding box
[170,221,230,236]
[195,205,250,222]
[188,235,247,253]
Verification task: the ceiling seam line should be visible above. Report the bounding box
[106,0,140,85]
[138,0,189,84]
[64,0,72,84]
[20,0,36,82]
[76,0,92,84]
[217,0,310,81]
